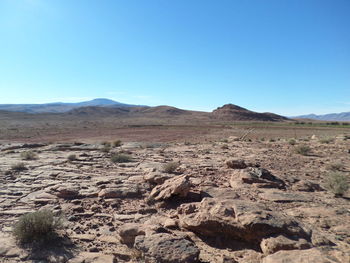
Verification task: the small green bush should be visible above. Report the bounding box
[295,145,311,156]
[288,139,296,145]
[20,151,37,160]
[11,163,27,171]
[113,140,122,147]
[13,209,62,243]
[162,162,179,174]
[111,153,132,163]
[324,172,349,197]
[67,154,77,161]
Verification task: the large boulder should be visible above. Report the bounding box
[134,233,199,263]
[149,175,191,201]
[178,198,310,244]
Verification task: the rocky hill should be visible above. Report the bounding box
[212,104,288,121]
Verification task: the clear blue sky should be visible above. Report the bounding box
[0,0,349,115]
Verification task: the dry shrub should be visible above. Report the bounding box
[288,139,296,145]
[113,140,122,147]
[11,163,27,171]
[162,162,179,174]
[111,153,132,163]
[13,209,62,243]
[67,154,77,161]
[324,172,349,197]
[319,137,335,144]
[327,162,344,171]
[295,145,311,156]
[20,151,37,160]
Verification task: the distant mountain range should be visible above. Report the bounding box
[295,112,350,121]
[0,98,143,113]
[0,99,288,122]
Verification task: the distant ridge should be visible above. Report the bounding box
[0,98,143,113]
[0,99,289,122]
[294,112,350,121]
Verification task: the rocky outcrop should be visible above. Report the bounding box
[178,198,310,244]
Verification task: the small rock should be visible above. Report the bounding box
[226,159,248,169]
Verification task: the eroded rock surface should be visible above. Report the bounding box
[0,137,349,263]
[178,197,310,244]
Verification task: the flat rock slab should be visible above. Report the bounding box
[259,190,311,203]
[262,248,345,263]
[68,252,115,263]
[200,186,239,200]
[134,233,200,263]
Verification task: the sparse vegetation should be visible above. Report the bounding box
[11,162,27,171]
[113,140,122,147]
[288,139,296,145]
[319,137,335,144]
[101,141,111,147]
[221,144,229,149]
[111,153,132,163]
[20,151,37,160]
[67,154,77,161]
[324,172,349,197]
[13,209,62,243]
[295,145,311,156]
[327,162,344,171]
[162,162,180,174]
[101,144,111,153]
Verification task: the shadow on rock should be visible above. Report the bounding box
[20,234,77,262]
